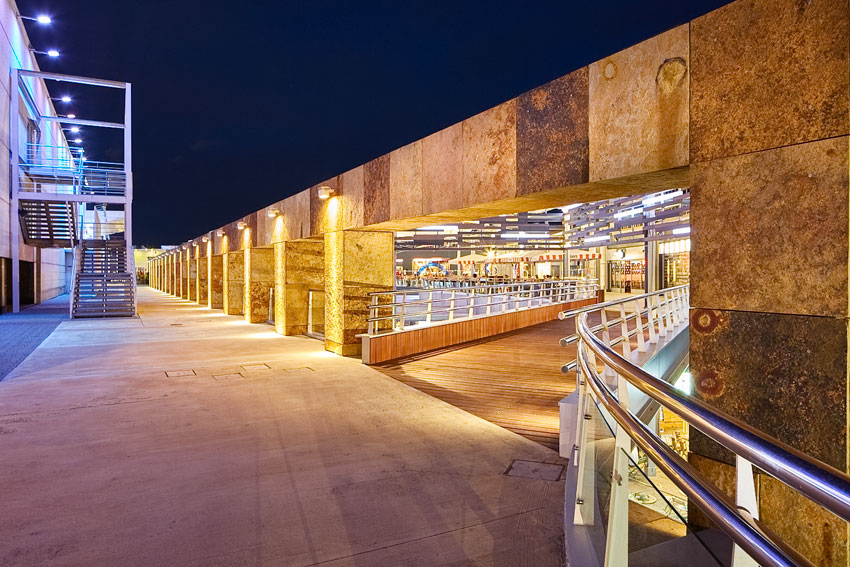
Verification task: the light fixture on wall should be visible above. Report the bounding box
[267,207,281,218]
[317,185,334,200]
[201,236,209,243]
[31,47,60,57]
[237,222,247,230]
[20,14,52,24]
[216,229,225,237]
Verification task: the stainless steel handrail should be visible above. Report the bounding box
[574,286,850,565]
[576,346,813,567]
[578,312,850,522]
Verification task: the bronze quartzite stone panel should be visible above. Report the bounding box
[462,100,517,206]
[341,166,365,230]
[310,176,341,237]
[589,24,689,181]
[517,68,588,195]
[389,141,423,221]
[208,254,223,309]
[364,154,390,226]
[284,190,310,241]
[759,475,848,567]
[422,123,463,215]
[690,0,850,162]
[691,137,849,317]
[689,308,847,470]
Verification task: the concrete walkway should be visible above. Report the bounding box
[0,287,565,567]
[0,294,69,382]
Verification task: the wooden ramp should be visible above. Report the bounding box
[374,317,580,450]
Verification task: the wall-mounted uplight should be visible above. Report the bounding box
[237,222,247,230]
[267,207,281,218]
[201,236,210,243]
[216,229,225,237]
[72,138,82,144]
[59,96,72,103]
[69,127,80,133]
[317,185,335,200]
[66,114,76,119]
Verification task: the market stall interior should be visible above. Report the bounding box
[393,188,691,297]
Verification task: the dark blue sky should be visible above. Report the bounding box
[17,0,728,245]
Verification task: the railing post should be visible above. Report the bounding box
[398,292,407,331]
[368,294,377,335]
[619,303,631,359]
[449,289,456,321]
[634,298,646,353]
[732,456,760,567]
[468,288,475,318]
[486,292,492,315]
[646,295,658,344]
[605,369,632,567]
[426,290,433,324]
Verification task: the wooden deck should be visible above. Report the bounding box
[374,317,582,450]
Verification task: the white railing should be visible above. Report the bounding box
[366,278,598,335]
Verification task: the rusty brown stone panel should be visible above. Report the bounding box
[689,308,847,470]
[462,100,517,206]
[517,68,589,196]
[422,123,463,215]
[589,24,689,181]
[690,0,850,162]
[691,137,849,318]
[364,154,390,225]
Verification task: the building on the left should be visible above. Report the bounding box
[0,0,134,317]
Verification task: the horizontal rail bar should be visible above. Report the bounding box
[19,69,127,89]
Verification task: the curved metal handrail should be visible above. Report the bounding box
[576,347,812,567]
[576,301,850,565]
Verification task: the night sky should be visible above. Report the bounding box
[16,0,727,246]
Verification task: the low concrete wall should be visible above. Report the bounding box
[362,295,598,365]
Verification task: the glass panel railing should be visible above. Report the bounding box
[574,393,617,564]
[625,445,730,566]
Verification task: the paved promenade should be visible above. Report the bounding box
[0,294,68,381]
[0,287,565,567]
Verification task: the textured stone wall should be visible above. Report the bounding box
[274,240,324,336]
[208,254,223,309]
[244,247,274,324]
[688,1,850,564]
[324,230,393,356]
[222,251,244,316]
[196,256,208,304]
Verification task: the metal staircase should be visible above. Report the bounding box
[72,240,135,318]
[18,200,78,247]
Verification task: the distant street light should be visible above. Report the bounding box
[20,14,52,24]
[31,47,60,57]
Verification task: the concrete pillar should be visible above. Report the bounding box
[244,247,274,324]
[222,251,244,316]
[188,247,197,302]
[208,254,223,309]
[324,229,393,356]
[273,240,324,335]
[689,2,849,565]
